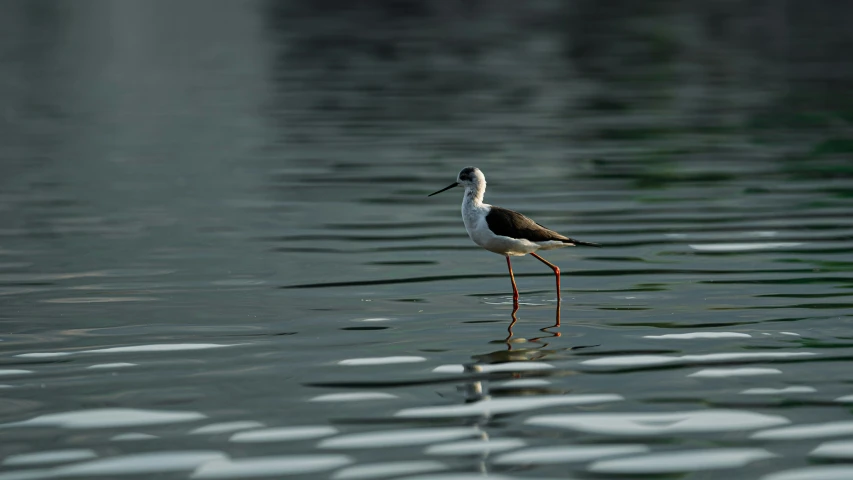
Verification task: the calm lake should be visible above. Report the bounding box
[1,1,852,479]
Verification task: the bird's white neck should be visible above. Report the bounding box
[461,183,488,236]
[463,183,486,207]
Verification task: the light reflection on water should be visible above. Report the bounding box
[1,0,853,479]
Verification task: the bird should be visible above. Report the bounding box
[429,166,600,304]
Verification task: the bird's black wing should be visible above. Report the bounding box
[485,206,567,242]
[485,206,602,247]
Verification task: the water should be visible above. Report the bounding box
[1,1,853,479]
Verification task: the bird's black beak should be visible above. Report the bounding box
[428,182,459,197]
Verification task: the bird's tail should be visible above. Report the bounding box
[564,238,602,248]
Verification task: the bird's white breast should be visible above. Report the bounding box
[461,197,489,243]
[461,200,538,256]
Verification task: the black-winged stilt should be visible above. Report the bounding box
[429,167,600,304]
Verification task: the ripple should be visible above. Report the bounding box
[579,355,682,367]
[0,369,31,376]
[318,428,482,449]
[432,362,553,374]
[16,344,237,358]
[582,351,817,368]
[87,363,136,369]
[588,448,776,474]
[432,365,467,374]
[14,353,73,358]
[761,466,853,480]
[741,386,816,395]
[2,449,97,466]
[493,444,649,465]
[84,344,236,354]
[425,439,526,456]
[190,455,352,478]
[835,394,853,403]
[0,452,229,479]
[310,392,399,402]
[211,279,266,286]
[338,356,426,366]
[0,408,206,429]
[526,410,789,435]
[493,379,551,388]
[644,332,751,339]
[42,296,158,303]
[751,421,853,440]
[111,433,158,441]
[230,426,338,443]
[394,394,623,418]
[331,461,447,479]
[811,440,853,458]
[190,421,265,435]
[58,451,227,476]
[689,243,803,252]
[688,367,782,377]
[0,468,53,480]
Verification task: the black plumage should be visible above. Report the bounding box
[485,206,601,247]
[458,167,476,181]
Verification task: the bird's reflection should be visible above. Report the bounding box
[504,299,561,349]
[464,302,597,407]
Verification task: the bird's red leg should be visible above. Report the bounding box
[505,256,519,303]
[530,252,561,303]
[554,299,561,327]
[505,302,519,347]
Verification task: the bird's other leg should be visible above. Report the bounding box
[505,256,519,303]
[530,252,561,303]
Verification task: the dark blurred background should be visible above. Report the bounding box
[2,0,852,182]
[3,0,852,280]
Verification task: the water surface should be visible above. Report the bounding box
[1,1,853,479]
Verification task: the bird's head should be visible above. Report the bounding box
[428,167,485,197]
